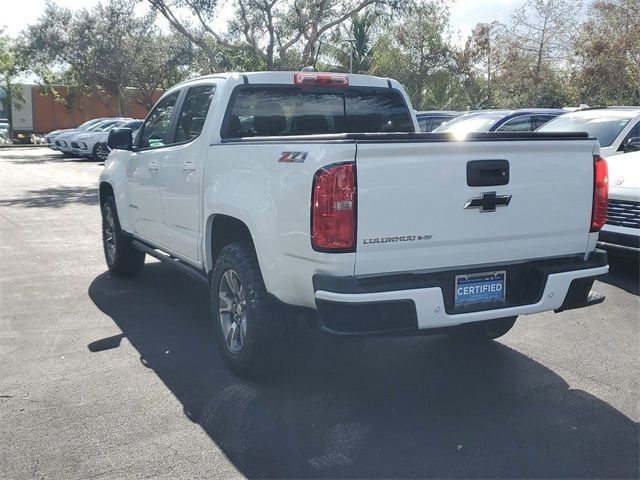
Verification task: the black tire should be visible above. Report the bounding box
[101,196,145,277]
[448,316,517,344]
[96,142,110,161]
[210,241,285,377]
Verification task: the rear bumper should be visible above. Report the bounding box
[314,251,608,336]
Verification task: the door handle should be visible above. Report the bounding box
[147,161,158,172]
[182,161,196,172]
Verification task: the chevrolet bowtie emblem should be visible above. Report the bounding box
[464,192,512,212]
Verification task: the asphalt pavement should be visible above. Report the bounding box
[0,147,638,479]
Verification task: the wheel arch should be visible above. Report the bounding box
[205,214,256,274]
[99,181,114,206]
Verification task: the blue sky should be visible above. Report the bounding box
[1,0,526,44]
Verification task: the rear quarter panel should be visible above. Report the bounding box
[202,141,357,308]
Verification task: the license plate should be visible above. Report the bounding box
[455,271,506,307]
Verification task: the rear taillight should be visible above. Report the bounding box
[311,163,356,252]
[591,155,608,232]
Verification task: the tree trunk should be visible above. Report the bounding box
[116,84,127,117]
[533,17,548,106]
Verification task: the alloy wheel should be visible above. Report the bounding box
[218,269,247,353]
[104,207,117,264]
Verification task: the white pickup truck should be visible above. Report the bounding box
[99,71,609,375]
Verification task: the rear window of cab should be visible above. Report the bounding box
[221,86,414,138]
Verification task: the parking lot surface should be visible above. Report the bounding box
[0,147,638,479]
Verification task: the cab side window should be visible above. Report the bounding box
[138,91,180,149]
[175,85,216,143]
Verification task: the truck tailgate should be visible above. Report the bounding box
[354,138,596,276]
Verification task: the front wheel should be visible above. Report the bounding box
[101,196,145,277]
[448,316,517,343]
[210,241,285,376]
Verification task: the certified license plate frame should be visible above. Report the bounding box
[455,270,507,308]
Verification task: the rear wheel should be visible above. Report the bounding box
[448,316,517,343]
[101,196,145,277]
[96,142,110,161]
[211,241,285,376]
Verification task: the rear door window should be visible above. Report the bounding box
[222,86,414,138]
[175,85,216,143]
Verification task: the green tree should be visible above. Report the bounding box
[327,12,377,73]
[0,30,18,88]
[368,1,454,110]
[490,0,580,107]
[571,0,640,105]
[21,1,195,115]
[460,21,505,108]
[128,33,196,110]
[148,0,398,71]
[0,29,24,114]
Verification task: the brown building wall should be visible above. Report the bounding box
[31,86,163,133]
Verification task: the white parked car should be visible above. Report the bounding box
[46,118,111,151]
[70,119,143,159]
[99,71,609,376]
[538,107,640,157]
[57,119,128,156]
[598,151,640,255]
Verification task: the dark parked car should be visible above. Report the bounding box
[94,120,144,161]
[415,111,463,132]
[433,109,565,136]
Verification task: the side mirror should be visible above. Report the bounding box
[108,128,133,151]
[625,136,640,153]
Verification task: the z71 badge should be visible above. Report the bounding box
[278,151,308,163]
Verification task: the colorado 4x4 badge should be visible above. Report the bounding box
[278,151,308,163]
[363,234,432,245]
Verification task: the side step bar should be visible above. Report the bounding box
[131,240,208,284]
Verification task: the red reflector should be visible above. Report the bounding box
[591,155,608,232]
[311,163,356,252]
[294,72,349,88]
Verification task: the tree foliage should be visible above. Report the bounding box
[325,12,377,73]
[148,0,399,71]
[0,29,24,111]
[0,30,19,87]
[571,0,640,105]
[369,1,454,109]
[10,0,640,114]
[20,0,195,115]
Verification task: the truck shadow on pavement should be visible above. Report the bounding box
[88,263,639,479]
